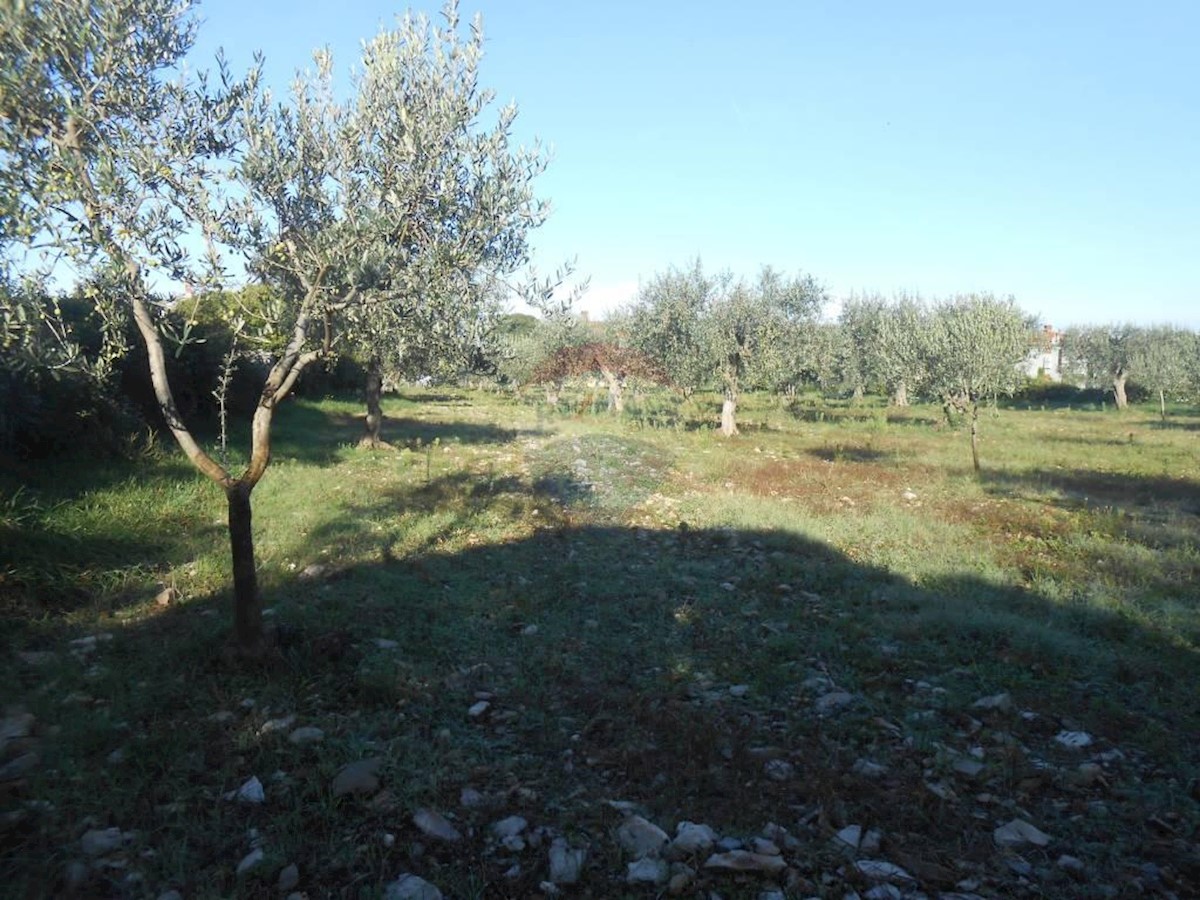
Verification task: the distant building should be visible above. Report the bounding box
[1021,324,1064,381]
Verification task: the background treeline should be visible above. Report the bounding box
[6,258,1196,461]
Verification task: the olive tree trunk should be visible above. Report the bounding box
[720,389,739,436]
[970,400,981,473]
[359,358,390,449]
[131,292,319,658]
[600,365,624,414]
[1113,372,1128,409]
[891,381,908,407]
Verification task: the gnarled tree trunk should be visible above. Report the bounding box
[359,358,390,449]
[1113,372,1128,409]
[891,381,908,407]
[970,401,981,473]
[720,389,739,436]
[600,365,624,414]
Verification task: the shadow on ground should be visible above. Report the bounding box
[4,466,1198,897]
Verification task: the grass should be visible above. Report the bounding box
[1,386,1198,898]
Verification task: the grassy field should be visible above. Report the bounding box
[2,387,1198,898]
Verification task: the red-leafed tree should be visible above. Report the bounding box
[531,342,670,413]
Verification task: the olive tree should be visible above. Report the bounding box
[0,0,299,654]
[0,0,552,657]
[627,261,825,435]
[330,7,558,448]
[1063,324,1137,409]
[925,293,1030,472]
[625,260,716,402]
[838,292,930,405]
[1129,326,1195,421]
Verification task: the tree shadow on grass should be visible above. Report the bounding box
[5,475,1200,897]
[981,468,1200,515]
[807,445,893,464]
[379,416,530,449]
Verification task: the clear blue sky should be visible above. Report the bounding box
[190,0,1199,327]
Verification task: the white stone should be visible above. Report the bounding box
[670,821,717,856]
[835,824,862,849]
[491,815,528,839]
[993,818,1051,848]
[288,726,325,745]
[468,700,491,718]
[626,857,669,884]
[236,849,264,876]
[1054,730,1093,750]
[81,827,124,856]
[412,809,462,843]
[384,874,443,900]
[232,776,265,804]
[548,837,586,884]
[703,851,787,874]
[278,863,300,891]
[971,692,1012,712]
[258,715,296,736]
[617,815,669,859]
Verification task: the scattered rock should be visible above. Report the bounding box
[156,891,183,900]
[763,759,794,781]
[207,711,235,725]
[993,818,1052,848]
[670,822,718,857]
[521,624,539,636]
[468,700,491,719]
[1054,730,1093,750]
[332,758,382,798]
[236,848,264,876]
[225,776,264,804]
[728,684,749,698]
[154,586,178,607]
[627,857,670,884]
[953,757,986,778]
[548,837,587,884]
[491,815,528,840]
[617,814,670,859]
[459,787,484,808]
[901,490,918,501]
[0,752,39,782]
[972,692,1013,712]
[814,691,854,715]
[1057,854,1085,875]
[412,809,462,843]
[668,867,695,894]
[278,863,300,891]
[372,638,399,649]
[384,873,443,900]
[81,827,125,856]
[704,851,787,874]
[258,715,296,736]
[0,712,34,742]
[299,564,327,580]
[853,860,915,884]
[853,758,888,778]
[106,748,126,765]
[288,726,325,746]
[749,837,779,856]
[835,824,863,850]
